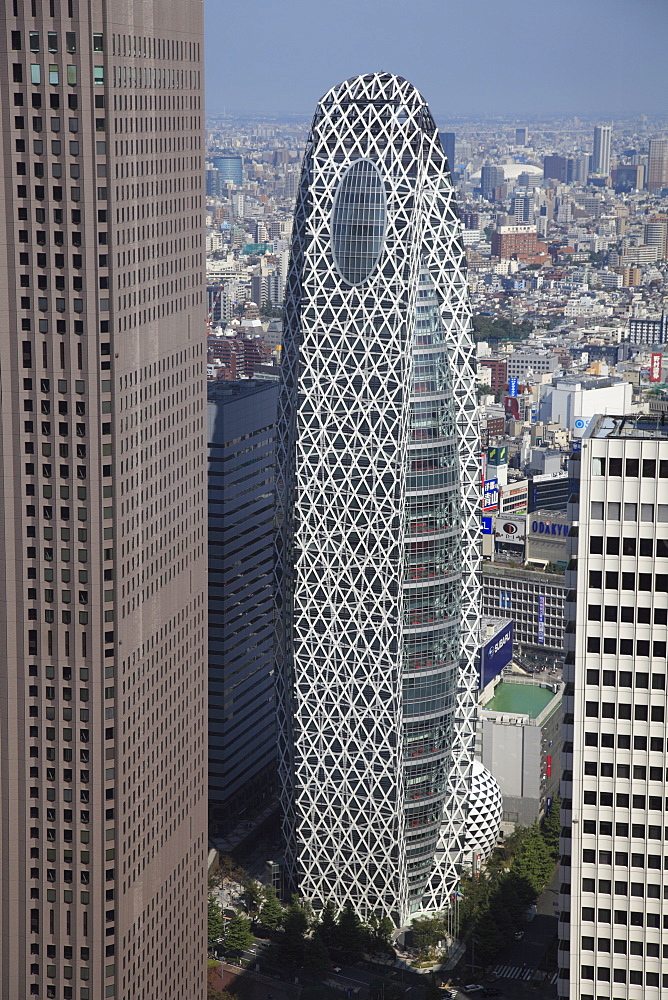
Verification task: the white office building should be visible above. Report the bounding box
[559,414,668,998]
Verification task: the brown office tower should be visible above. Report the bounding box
[0,2,207,999]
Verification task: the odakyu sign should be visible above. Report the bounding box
[530,518,570,538]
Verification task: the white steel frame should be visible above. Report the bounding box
[275,73,480,926]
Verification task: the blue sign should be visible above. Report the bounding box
[481,621,514,688]
[483,477,499,512]
[482,516,493,535]
[538,595,546,645]
[508,377,519,397]
[531,519,569,537]
[499,591,512,609]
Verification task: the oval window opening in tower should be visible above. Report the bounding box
[330,159,386,286]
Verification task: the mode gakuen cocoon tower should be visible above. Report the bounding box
[275,73,481,925]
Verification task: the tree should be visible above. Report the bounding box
[217,854,245,881]
[303,931,331,976]
[540,795,561,862]
[223,914,253,959]
[207,988,235,1000]
[258,886,284,933]
[318,899,338,947]
[367,914,395,955]
[511,824,555,895]
[278,899,309,966]
[208,897,225,948]
[336,901,365,960]
[242,878,263,920]
[412,915,445,956]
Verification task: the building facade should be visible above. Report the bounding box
[628,314,667,346]
[478,356,508,395]
[211,154,243,188]
[0,3,207,998]
[208,380,279,838]
[592,125,612,178]
[559,416,668,998]
[275,73,480,926]
[491,225,538,260]
[482,564,565,652]
[478,674,562,828]
[481,163,504,200]
[438,131,455,172]
[647,138,668,194]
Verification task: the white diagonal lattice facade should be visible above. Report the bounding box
[275,73,481,926]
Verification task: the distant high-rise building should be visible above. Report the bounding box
[543,154,569,183]
[627,314,668,345]
[613,163,645,193]
[208,380,279,836]
[515,126,528,146]
[592,124,612,177]
[462,211,481,230]
[511,194,533,224]
[559,414,668,1000]
[491,225,538,259]
[645,217,668,262]
[481,163,505,200]
[0,2,207,998]
[439,131,456,172]
[276,73,481,926]
[207,166,223,197]
[212,154,244,187]
[647,138,668,193]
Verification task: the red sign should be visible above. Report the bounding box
[504,395,520,420]
[651,353,662,382]
[546,755,552,777]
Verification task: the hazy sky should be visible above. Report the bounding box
[204,0,668,121]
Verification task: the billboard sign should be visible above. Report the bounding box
[495,515,526,543]
[650,352,662,382]
[482,478,499,512]
[482,516,493,535]
[529,517,570,538]
[573,416,592,437]
[504,395,520,420]
[481,620,514,688]
[538,595,546,644]
[508,377,519,397]
[488,446,508,467]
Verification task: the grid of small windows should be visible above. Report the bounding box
[482,571,565,649]
[560,438,668,999]
[5,4,205,998]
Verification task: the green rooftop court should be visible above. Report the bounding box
[482,680,556,719]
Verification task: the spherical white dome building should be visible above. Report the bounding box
[464,761,503,861]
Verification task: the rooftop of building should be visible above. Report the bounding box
[550,374,626,390]
[588,412,668,440]
[207,378,278,403]
[481,677,561,721]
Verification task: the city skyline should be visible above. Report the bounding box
[204,0,668,118]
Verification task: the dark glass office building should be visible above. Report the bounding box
[208,380,279,836]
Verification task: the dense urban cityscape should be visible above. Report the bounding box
[1,1,668,999]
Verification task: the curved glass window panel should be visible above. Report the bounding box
[331,159,386,285]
